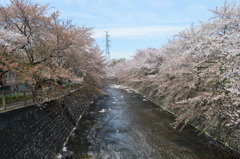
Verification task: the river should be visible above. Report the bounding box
[63,88,238,159]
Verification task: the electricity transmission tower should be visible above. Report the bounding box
[105,31,110,59]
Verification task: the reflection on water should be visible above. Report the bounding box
[64,88,239,159]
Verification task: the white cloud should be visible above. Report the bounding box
[61,11,97,19]
[93,25,187,38]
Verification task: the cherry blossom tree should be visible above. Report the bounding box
[111,1,240,128]
[0,0,106,99]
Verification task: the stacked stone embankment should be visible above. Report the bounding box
[0,87,98,159]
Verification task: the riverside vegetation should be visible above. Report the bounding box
[0,0,106,100]
[110,1,240,153]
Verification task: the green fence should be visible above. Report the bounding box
[0,90,33,111]
[0,84,78,112]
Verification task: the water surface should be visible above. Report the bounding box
[65,88,238,159]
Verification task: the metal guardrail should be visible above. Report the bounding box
[0,89,33,111]
[0,85,78,112]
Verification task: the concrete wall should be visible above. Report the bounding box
[0,90,94,159]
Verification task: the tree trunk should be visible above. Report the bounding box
[31,87,36,103]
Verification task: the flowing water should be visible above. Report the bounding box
[64,88,239,159]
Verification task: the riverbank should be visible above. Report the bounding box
[111,81,240,157]
[0,85,104,159]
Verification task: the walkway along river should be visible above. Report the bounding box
[62,88,239,159]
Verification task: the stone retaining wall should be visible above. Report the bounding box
[0,89,95,159]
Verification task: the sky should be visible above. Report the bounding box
[3,0,227,59]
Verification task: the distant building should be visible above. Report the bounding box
[0,69,29,92]
[0,70,17,91]
[0,70,17,85]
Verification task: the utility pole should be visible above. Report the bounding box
[105,31,110,59]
